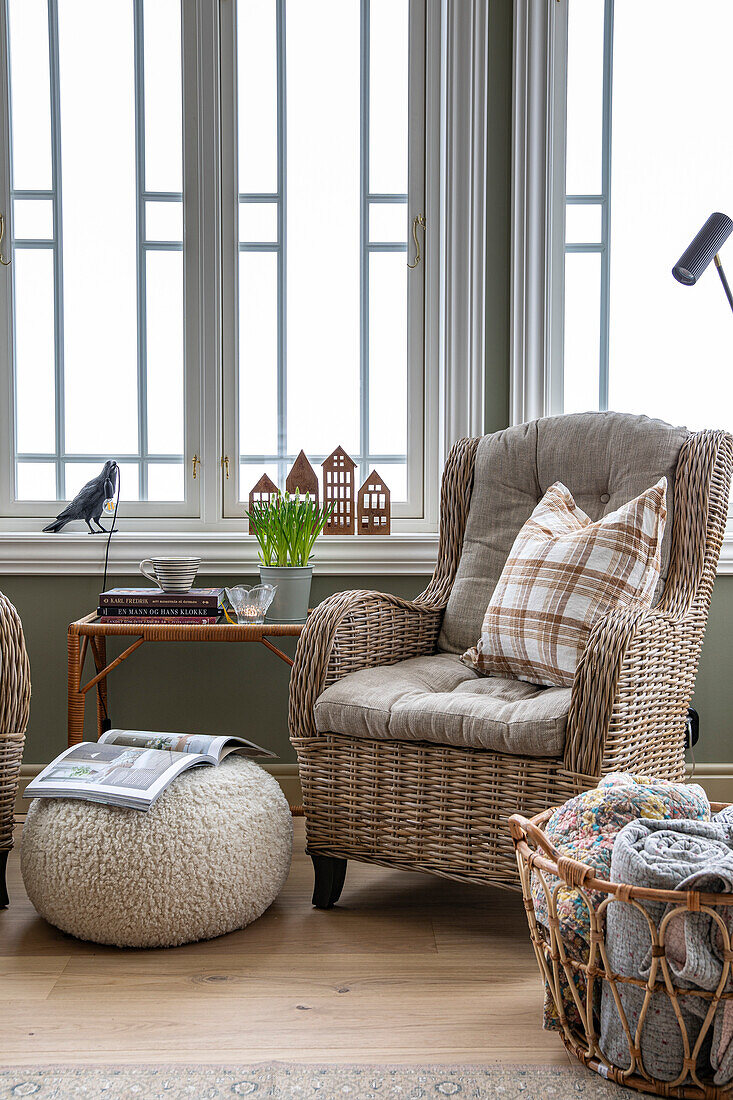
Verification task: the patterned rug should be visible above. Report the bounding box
[0,1062,642,1098]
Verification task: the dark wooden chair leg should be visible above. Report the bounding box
[329,856,347,905]
[0,849,9,909]
[310,853,347,909]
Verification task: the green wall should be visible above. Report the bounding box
[690,578,733,763]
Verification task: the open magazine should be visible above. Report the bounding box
[25,730,275,812]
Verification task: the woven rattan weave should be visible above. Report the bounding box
[0,589,30,907]
[510,806,733,1098]
[289,427,733,891]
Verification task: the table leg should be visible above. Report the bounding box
[260,637,294,666]
[67,631,86,747]
[92,636,109,737]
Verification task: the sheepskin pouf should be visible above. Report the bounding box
[21,756,293,948]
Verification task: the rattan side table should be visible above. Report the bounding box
[67,613,304,747]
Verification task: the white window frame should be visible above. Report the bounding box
[510,0,564,427]
[219,0,429,525]
[0,0,203,522]
[0,0,491,573]
[510,0,733,570]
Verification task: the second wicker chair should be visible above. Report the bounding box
[0,589,30,907]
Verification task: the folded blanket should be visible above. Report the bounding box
[531,773,709,1031]
[533,774,710,943]
[660,803,733,1086]
[715,806,733,827]
[659,864,733,1086]
[600,817,733,1083]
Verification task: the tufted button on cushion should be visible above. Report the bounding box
[600,493,610,503]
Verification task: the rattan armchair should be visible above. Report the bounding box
[290,416,733,906]
[0,590,30,907]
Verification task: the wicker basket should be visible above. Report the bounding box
[509,806,733,1099]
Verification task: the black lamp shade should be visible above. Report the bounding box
[672,212,733,285]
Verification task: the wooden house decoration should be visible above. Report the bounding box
[322,446,356,534]
[357,469,391,534]
[248,473,279,512]
[286,450,319,504]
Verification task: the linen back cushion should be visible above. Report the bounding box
[438,412,690,655]
[461,478,667,688]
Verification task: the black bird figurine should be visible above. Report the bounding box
[43,461,119,534]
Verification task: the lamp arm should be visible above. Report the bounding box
[714,254,733,315]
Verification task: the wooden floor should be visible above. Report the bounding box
[0,819,570,1066]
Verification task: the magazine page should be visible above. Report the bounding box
[99,729,274,762]
[219,742,276,761]
[99,729,223,764]
[25,742,205,810]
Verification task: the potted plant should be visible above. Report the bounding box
[245,492,332,623]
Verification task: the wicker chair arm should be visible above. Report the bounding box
[564,602,694,779]
[289,589,443,741]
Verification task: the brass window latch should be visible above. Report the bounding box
[221,455,230,480]
[407,213,426,269]
[192,453,200,479]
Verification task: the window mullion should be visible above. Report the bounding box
[217,0,238,519]
[47,0,64,500]
[133,0,147,502]
[598,0,614,412]
[276,0,286,490]
[359,0,369,492]
[186,0,218,523]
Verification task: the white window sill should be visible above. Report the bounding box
[0,531,440,576]
[3,530,732,578]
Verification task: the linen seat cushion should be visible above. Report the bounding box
[314,653,571,757]
[438,411,690,655]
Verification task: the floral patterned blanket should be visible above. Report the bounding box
[530,772,710,1031]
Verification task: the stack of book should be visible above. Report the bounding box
[98,588,224,625]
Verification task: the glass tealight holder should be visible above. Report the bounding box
[224,584,276,625]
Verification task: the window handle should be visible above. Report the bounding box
[192,453,200,479]
[407,214,426,269]
[221,455,230,480]
[0,214,11,266]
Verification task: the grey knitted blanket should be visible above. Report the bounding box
[600,817,733,1084]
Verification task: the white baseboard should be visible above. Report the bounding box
[14,761,733,818]
[686,763,733,806]
[15,763,303,817]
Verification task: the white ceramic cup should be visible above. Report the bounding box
[139,556,201,592]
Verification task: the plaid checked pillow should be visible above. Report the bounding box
[461,478,668,688]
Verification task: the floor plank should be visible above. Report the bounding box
[0,820,569,1066]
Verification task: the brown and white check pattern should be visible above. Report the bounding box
[462,479,668,688]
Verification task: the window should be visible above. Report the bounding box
[0,0,431,534]
[555,0,733,432]
[1,0,196,515]
[221,0,426,520]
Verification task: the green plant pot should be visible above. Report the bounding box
[259,565,313,624]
